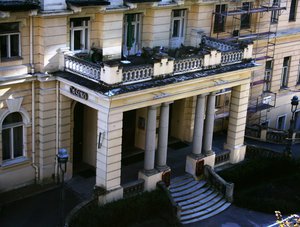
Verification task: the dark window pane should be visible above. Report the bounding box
[173,20,179,37]
[13,126,23,158]
[173,10,181,17]
[10,34,19,57]
[74,30,82,50]
[0,22,19,34]
[289,0,297,21]
[3,112,22,125]
[71,17,90,27]
[2,128,10,160]
[0,36,8,58]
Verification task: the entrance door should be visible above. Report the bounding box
[73,102,84,171]
[123,14,142,56]
[122,110,136,152]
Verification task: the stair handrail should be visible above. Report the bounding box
[157,181,181,220]
[204,165,234,203]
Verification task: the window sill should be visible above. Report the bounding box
[1,157,30,169]
[1,56,23,62]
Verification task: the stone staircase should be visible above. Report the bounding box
[169,174,231,225]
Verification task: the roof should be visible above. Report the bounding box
[0,0,39,11]
[55,61,256,97]
[66,0,110,6]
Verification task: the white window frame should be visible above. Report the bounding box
[170,9,187,49]
[123,13,142,56]
[70,18,90,52]
[297,60,300,84]
[280,57,290,88]
[0,33,21,59]
[276,114,287,130]
[0,110,29,167]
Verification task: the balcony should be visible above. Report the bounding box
[63,35,253,86]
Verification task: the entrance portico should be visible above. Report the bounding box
[56,63,253,203]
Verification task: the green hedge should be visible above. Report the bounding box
[219,157,300,214]
[69,190,180,227]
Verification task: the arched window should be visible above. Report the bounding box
[2,112,23,161]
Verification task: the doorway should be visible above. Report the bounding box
[72,102,97,176]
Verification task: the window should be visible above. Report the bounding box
[289,0,297,21]
[280,56,290,88]
[261,120,270,128]
[2,112,23,161]
[0,22,21,59]
[271,0,279,24]
[264,60,273,92]
[241,2,252,29]
[297,60,300,84]
[277,115,286,130]
[169,9,187,49]
[70,17,90,51]
[123,14,142,56]
[214,4,227,33]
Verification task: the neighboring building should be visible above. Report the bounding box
[0,0,297,204]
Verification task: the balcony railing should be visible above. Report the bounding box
[221,50,244,65]
[174,56,203,75]
[63,35,251,85]
[65,55,101,82]
[122,64,153,83]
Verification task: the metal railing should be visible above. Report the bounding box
[122,179,145,198]
[173,56,203,75]
[65,54,101,82]
[122,64,153,83]
[204,165,234,202]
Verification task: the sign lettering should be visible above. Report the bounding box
[70,86,88,100]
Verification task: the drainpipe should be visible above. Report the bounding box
[29,11,35,74]
[32,81,39,182]
[55,81,60,181]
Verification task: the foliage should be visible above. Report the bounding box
[69,189,180,227]
[219,157,300,214]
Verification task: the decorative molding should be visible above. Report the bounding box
[6,97,23,113]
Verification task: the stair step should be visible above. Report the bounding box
[178,188,215,207]
[170,174,193,185]
[181,192,220,211]
[181,194,224,215]
[181,199,228,221]
[170,180,199,193]
[171,180,207,198]
[181,202,231,224]
[173,186,211,202]
[170,177,194,190]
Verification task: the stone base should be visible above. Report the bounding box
[98,187,123,205]
[138,170,162,192]
[185,153,216,177]
[224,144,246,164]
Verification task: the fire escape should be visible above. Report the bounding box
[212,0,287,125]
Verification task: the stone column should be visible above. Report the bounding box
[144,105,158,174]
[224,84,250,164]
[156,102,170,171]
[191,94,206,157]
[203,92,216,155]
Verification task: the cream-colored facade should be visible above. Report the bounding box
[0,0,297,202]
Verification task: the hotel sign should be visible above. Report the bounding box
[70,86,88,100]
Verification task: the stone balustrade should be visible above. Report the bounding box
[65,54,101,82]
[215,150,231,166]
[64,36,251,85]
[221,50,244,65]
[122,64,153,83]
[122,179,145,198]
[174,56,203,75]
[204,165,234,203]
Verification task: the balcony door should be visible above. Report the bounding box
[170,9,186,49]
[123,14,142,56]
